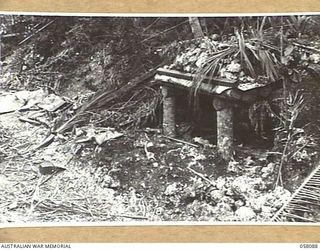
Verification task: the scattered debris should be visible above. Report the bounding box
[1,15,320,224]
[0,93,25,114]
[74,126,123,145]
[37,94,68,112]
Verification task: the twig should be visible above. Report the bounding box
[28,176,44,213]
[18,117,42,126]
[143,18,161,33]
[163,135,199,147]
[18,20,55,45]
[39,170,60,186]
[144,142,156,161]
[84,197,95,218]
[185,166,216,187]
[30,133,56,152]
[141,19,189,43]
[292,42,320,53]
[267,151,283,155]
[117,214,148,220]
[276,134,290,187]
[288,141,310,160]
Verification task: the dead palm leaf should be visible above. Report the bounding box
[271,162,320,222]
[236,29,256,78]
[193,45,237,96]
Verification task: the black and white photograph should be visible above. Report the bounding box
[0,13,319,224]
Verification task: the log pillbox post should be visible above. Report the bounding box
[213,97,234,160]
[155,67,279,160]
[161,85,176,137]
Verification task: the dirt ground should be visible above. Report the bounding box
[0,88,300,224]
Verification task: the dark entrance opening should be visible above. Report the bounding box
[172,87,275,149]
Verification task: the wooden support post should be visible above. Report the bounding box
[213,97,234,160]
[161,85,176,137]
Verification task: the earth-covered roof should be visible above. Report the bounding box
[155,33,320,102]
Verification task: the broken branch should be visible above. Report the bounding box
[163,135,199,147]
[186,166,217,187]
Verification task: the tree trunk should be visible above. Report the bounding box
[213,97,234,160]
[188,17,204,126]
[188,17,204,38]
[132,18,141,29]
[162,85,176,137]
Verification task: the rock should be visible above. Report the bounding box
[273,199,285,209]
[215,202,233,212]
[234,199,245,209]
[211,34,220,41]
[133,133,151,148]
[186,200,216,218]
[310,53,320,63]
[213,202,234,219]
[209,189,225,203]
[231,176,250,193]
[102,175,120,188]
[220,196,235,205]
[274,186,291,200]
[235,206,256,220]
[226,61,241,73]
[225,187,235,196]
[184,186,196,198]
[247,165,262,175]
[261,163,276,178]
[261,205,273,214]
[193,137,211,146]
[216,177,226,190]
[260,205,276,219]
[265,186,291,208]
[250,196,267,213]
[244,156,255,166]
[227,160,242,173]
[195,52,208,68]
[164,183,179,196]
[263,193,277,206]
[251,177,267,191]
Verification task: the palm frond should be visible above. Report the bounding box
[258,49,279,81]
[271,162,320,222]
[193,46,237,96]
[258,16,267,39]
[286,15,312,35]
[236,30,256,77]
